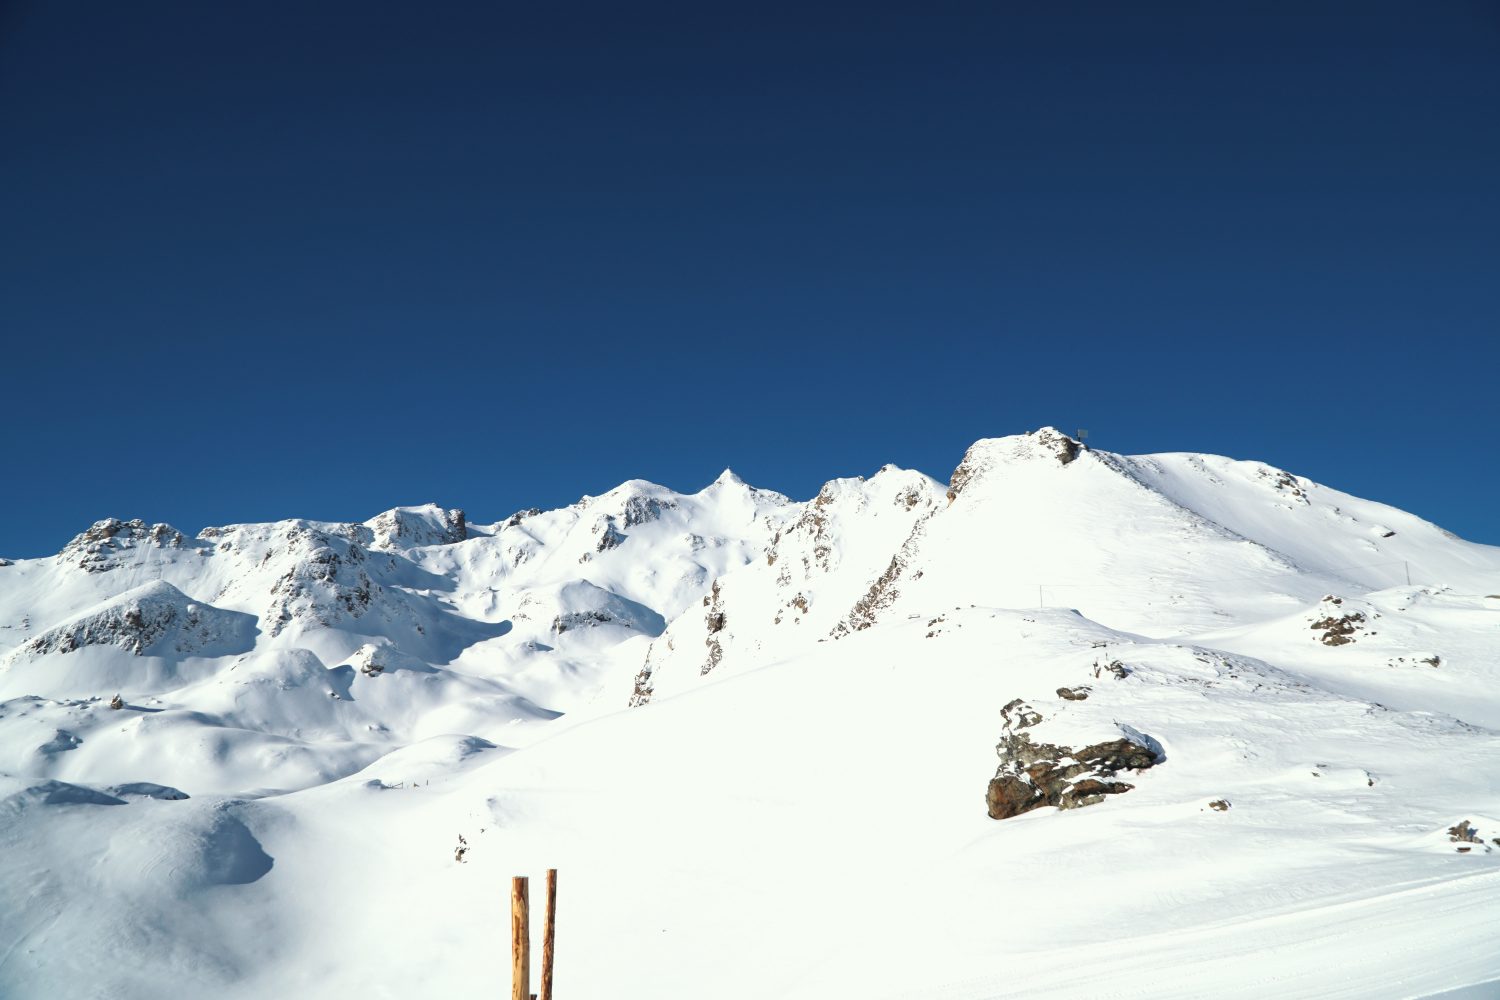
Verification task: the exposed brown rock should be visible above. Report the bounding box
[1310,612,1364,645]
[702,580,726,675]
[503,508,543,528]
[1449,820,1481,843]
[986,699,1158,820]
[1310,598,1365,646]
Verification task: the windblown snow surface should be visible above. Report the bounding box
[1,430,1497,999]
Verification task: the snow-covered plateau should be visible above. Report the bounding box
[2,428,1498,999]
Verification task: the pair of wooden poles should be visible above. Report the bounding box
[512,869,557,1000]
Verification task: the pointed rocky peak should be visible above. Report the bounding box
[1031,427,1084,464]
[947,428,1085,502]
[709,468,746,489]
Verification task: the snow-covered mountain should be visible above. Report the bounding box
[2,429,1498,999]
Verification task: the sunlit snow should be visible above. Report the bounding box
[1,429,1497,999]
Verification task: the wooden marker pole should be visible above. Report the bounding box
[512,876,530,1000]
[540,868,557,1000]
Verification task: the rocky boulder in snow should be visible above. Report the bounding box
[986,695,1158,820]
[1309,596,1367,646]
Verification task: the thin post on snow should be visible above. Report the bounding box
[512,876,530,1000]
[541,868,557,1000]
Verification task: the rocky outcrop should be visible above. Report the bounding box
[1309,596,1366,646]
[1260,467,1311,506]
[12,581,254,659]
[593,520,628,554]
[367,506,466,550]
[191,518,440,642]
[947,428,1082,503]
[838,513,936,636]
[1034,428,1082,466]
[1449,819,1482,843]
[834,479,940,636]
[702,579,726,675]
[346,642,436,677]
[1448,820,1495,854]
[512,582,667,643]
[947,455,980,504]
[787,484,841,574]
[574,489,690,562]
[352,644,387,676]
[621,494,677,527]
[986,697,1158,820]
[842,555,905,634]
[60,518,190,572]
[266,538,377,637]
[553,608,630,633]
[503,507,543,528]
[641,574,736,683]
[629,649,656,708]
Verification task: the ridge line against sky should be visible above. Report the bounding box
[4,431,1495,559]
[2,2,1496,556]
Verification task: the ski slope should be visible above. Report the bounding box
[1,429,1497,998]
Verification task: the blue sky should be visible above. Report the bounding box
[2,2,1497,556]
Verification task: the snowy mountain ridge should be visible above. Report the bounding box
[1,428,1498,999]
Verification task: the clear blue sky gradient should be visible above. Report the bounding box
[2,2,1497,556]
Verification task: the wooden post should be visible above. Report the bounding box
[512,876,530,1000]
[541,869,557,1000]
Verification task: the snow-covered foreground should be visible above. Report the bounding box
[1,429,1497,998]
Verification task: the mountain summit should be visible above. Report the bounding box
[1,430,1498,999]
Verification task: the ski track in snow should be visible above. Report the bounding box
[881,867,1500,1000]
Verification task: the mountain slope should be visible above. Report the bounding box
[0,430,1498,999]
